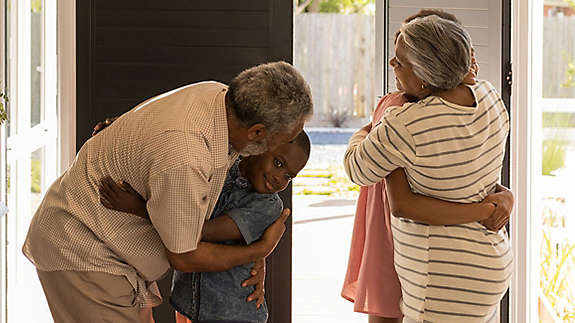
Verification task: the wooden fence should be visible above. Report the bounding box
[294,14,575,126]
[294,13,375,126]
[543,17,575,99]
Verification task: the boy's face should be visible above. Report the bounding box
[244,142,308,194]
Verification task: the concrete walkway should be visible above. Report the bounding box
[292,195,367,323]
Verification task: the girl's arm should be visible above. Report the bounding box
[385,169,513,230]
[99,177,243,242]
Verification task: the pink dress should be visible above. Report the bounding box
[341,92,407,318]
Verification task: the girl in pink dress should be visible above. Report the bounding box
[341,9,514,323]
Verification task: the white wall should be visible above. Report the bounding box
[387,0,503,93]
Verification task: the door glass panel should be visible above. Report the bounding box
[5,0,57,321]
[31,147,44,211]
[30,0,44,127]
[537,3,575,322]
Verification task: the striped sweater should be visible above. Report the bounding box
[344,80,511,322]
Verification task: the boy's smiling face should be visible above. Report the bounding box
[241,141,308,194]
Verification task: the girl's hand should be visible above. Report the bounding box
[360,123,372,134]
[92,117,118,136]
[99,176,149,219]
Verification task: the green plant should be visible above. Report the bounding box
[0,89,8,125]
[31,159,41,193]
[347,184,359,192]
[542,139,568,176]
[561,51,575,89]
[540,229,575,321]
[301,189,333,196]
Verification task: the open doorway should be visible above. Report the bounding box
[292,1,507,322]
[292,1,375,322]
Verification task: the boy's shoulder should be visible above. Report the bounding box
[238,191,283,218]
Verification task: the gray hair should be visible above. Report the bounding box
[400,15,472,90]
[227,61,313,137]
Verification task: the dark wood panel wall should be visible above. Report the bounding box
[77,1,293,322]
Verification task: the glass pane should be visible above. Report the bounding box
[6,0,15,136]
[538,3,575,322]
[30,0,44,127]
[31,147,44,212]
[293,1,375,322]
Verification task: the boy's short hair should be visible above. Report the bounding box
[289,131,311,163]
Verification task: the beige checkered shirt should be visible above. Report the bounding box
[23,81,238,306]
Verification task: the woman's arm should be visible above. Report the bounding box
[385,169,513,229]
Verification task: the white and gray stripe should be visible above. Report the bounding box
[344,80,511,322]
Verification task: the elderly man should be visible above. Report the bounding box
[23,61,313,323]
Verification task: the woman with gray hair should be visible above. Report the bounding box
[344,15,511,322]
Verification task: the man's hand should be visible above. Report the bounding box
[242,258,266,308]
[479,185,514,231]
[258,208,291,258]
[92,117,118,136]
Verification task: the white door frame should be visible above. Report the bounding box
[510,0,543,322]
[58,0,75,169]
[4,0,60,321]
[0,0,7,322]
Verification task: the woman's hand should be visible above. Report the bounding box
[99,176,149,219]
[479,184,514,231]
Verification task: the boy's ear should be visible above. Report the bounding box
[246,124,267,141]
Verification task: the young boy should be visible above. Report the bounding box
[99,131,311,323]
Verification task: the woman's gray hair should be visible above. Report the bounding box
[400,15,472,90]
[227,61,313,137]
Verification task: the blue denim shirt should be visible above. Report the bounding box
[170,159,283,323]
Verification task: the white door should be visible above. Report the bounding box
[5,0,58,321]
[512,1,575,322]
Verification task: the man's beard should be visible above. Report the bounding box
[238,139,268,157]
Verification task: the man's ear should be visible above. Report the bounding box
[246,123,266,141]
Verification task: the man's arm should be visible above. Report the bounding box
[167,209,290,272]
[385,169,513,231]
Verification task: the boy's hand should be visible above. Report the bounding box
[259,208,290,257]
[462,48,479,85]
[92,117,118,136]
[99,176,149,218]
[242,258,266,308]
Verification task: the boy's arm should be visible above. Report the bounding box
[201,215,243,242]
[167,208,290,273]
[385,169,513,231]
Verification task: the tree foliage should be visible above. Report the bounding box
[296,0,375,15]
